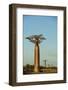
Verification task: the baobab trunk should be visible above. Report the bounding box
[34,44,40,72]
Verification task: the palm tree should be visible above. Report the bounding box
[26,34,46,73]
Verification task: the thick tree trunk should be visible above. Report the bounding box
[34,44,40,72]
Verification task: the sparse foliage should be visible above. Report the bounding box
[26,34,46,44]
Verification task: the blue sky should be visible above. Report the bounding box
[23,15,57,67]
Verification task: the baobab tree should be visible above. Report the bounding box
[26,34,46,73]
[43,59,47,67]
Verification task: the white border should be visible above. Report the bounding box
[16,8,64,82]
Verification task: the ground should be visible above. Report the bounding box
[23,64,57,75]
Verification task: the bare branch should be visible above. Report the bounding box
[26,34,46,44]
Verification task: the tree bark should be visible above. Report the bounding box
[34,44,40,72]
